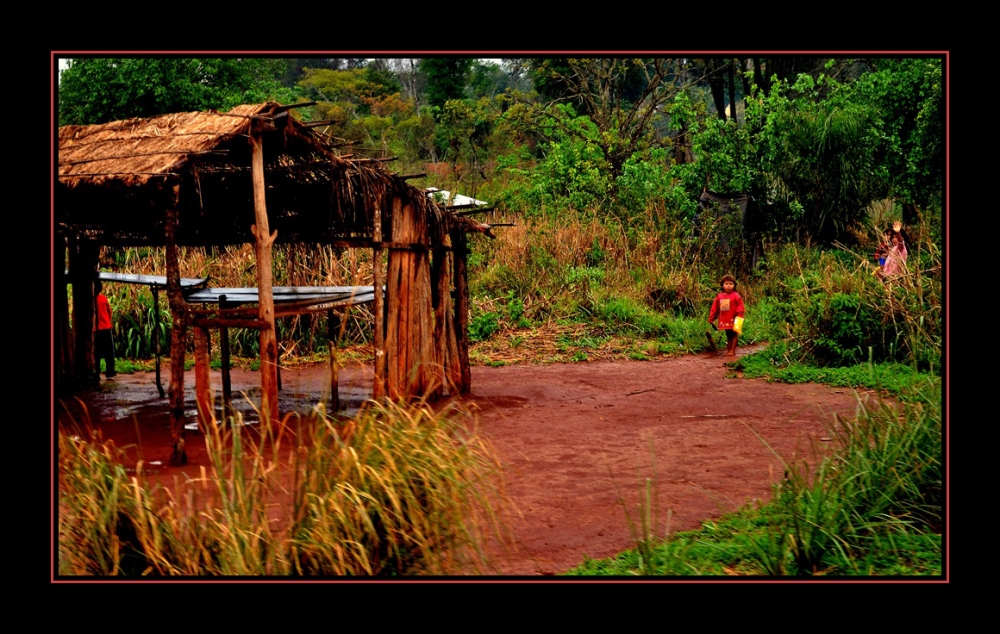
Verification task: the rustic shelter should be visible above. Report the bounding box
[57,102,492,464]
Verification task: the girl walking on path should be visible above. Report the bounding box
[708,274,745,357]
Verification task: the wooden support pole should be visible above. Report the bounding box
[219,295,233,421]
[194,325,212,430]
[165,185,188,466]
[430,247,449,398]
[55,235,71,390]
[250,127,279,423]
[69,239,99,385]
[372,194,386,400]
[454,229,472,394]
[442,248,462,394]
[152,285,166,398]
[328,308,340,412]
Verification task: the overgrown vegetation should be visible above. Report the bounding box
[58,401,510,576]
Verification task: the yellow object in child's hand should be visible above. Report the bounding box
[733,316,744,334]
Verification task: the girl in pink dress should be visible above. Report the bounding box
[882,222,908,277]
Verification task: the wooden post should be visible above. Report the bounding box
[430,247,451,398]
[165,185,188,466]
[250,127,279,423]
[219,294,233,420]
[152,285,166,398]
[194,325,212,430]
[441,246,462,394]
[453,229,472,394]
[69,239,98,385]
[328,308,340,411]
[372,194,386,400]
[55,235,71,390]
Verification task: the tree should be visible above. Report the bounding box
[851,57,944,223]
[514,58,688,185]
[420,58,473,111]
[297,66,413,153]
[279,58,366,88]
[59,58,294,125]
[749,72,889,244]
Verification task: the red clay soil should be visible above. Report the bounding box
[56,347,873,577]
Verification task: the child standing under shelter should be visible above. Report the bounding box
[95,279,116,379]
[708,274,745,356]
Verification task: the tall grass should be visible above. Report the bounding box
[57,401,510,576]
[468,209,743,342]
[288,401,510,575]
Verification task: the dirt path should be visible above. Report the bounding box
[56,348,872,576]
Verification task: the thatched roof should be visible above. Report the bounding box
[57,102,473,248]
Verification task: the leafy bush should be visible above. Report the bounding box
[807,292,882,366]
[469,311,501,342]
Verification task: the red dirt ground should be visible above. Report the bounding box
[56,346,873,576]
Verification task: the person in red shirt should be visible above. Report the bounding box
[95,279,116,379]
[708,274,745,357]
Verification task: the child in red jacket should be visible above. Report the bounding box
[95,279,117,379]
[708,274,745,356]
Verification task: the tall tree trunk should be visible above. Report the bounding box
[706,59,728,121]
[752,58,768,97]
[739,58,752,107]
[727,59,738,124]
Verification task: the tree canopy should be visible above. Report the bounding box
[59,58,294,125]
[57,54,945,250]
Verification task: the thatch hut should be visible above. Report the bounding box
[57,102,489,464]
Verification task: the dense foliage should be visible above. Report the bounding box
[58,58,295,125]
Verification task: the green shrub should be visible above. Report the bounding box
[469,311,501,342]
[808,292,882,366]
